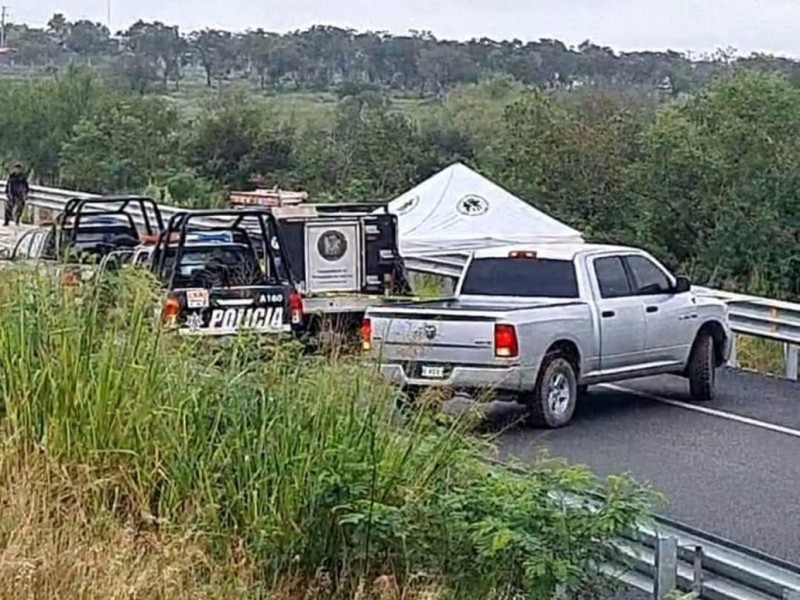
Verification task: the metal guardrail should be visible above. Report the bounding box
[3,183,800,379]
[491,458,800,600]
[5,183,800,598]
[618,515,800,600]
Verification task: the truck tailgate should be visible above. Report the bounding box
[369,310,501,365]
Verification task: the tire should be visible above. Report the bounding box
[688,331,715,401]
[527,352,578,428]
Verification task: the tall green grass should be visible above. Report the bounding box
[0,266,653,599]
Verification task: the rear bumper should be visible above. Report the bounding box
[370,361,535,393]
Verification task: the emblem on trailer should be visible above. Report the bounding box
[423,324,437,340]
[317,230,348,262]
[456,194,489,216]
[395,195,419,215]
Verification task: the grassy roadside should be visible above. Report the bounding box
[734,335,788,376]
[0,266,654,599]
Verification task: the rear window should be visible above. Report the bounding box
[460,257,579,298]
[161,244,263,288]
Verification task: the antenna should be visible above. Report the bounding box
[106,0,111,29]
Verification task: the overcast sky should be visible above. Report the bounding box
[11,0,800,58]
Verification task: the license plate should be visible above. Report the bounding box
[421,365,445,379]
[186,288,209,309]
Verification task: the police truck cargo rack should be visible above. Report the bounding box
[6,195,164,288]
[136,209,304,337]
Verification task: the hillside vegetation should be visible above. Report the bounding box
[2,65,799,301]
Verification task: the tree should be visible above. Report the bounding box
[189,29,236,87]
[58,96,180,192]
[66,20,111,60]
[184,92,294,189]
[120,21,185,90]
[0,68,103,182]
[627,71,800,296]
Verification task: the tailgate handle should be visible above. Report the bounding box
[601,310,615,318]
[646,306,658,313]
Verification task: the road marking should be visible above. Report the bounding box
[599,383,800,440]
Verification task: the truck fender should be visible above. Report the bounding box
[532,334,584,377]
[685,319,729,370]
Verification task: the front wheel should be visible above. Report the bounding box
[526,352,578,428]
[687,331,715,401]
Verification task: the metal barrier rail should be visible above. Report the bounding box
[489,458,800,600]
[4,183,800,379]
[609,513,800,600]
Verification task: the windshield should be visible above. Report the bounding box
[460,257,579,298]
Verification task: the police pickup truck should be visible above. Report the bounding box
[3,196,163,284]
[363,243,732,428]
[126,209,303,336]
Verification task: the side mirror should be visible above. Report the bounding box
[674,275,691,294]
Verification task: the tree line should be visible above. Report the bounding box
[4,13,800,95]
[0,66,799,300]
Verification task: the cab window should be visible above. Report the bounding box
[624,255,672,295]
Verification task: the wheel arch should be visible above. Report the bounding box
[695,319,728,368]
[544,338,582,375]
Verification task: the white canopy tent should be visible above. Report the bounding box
[385,163,583,257]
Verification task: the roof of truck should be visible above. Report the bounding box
[470,242,643,260]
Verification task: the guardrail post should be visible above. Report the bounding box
[654,536,678,600]
[785,344,799,381]
[692,545,703,595]
[728,334,739,368]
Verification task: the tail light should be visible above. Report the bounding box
[162,296,181,326]
[494,324,518,358]
[361,317,372,351]
[508,250,537,258]
[288,291,304,325]
[62,270,80,287]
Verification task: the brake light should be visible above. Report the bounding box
[361,317,372,351]
[61,270,80,287]
[288,291,304,325]
[162,296,181,326]
[494,324,518,358]
[508,250,537,258]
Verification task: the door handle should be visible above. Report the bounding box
[646,306,658,313]
[601,310,615,318]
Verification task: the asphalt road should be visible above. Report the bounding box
[445,368,800,565]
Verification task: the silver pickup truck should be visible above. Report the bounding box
[363,243,732,428]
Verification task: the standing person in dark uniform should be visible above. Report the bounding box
[4,163,29,226]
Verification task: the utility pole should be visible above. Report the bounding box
[0,6,8,49]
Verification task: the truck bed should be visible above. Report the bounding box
[369,297,585,316]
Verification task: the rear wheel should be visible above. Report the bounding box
[526,352,578,428]
[688,331,715,401]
